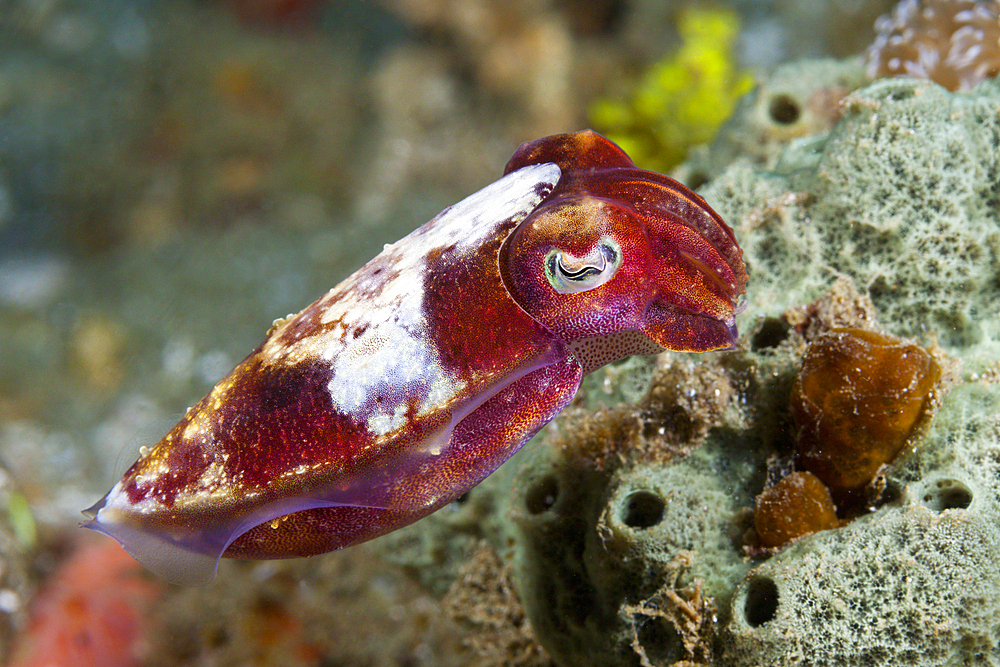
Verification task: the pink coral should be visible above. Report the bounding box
[865,0,1000,90]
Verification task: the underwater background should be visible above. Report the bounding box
[3,0,1000,665]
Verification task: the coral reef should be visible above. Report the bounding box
[866,0,1000,91]
[622,551,718,666]
[708,75,1000,356]
[489,59,1000,666]
[4,1,1000,666]
[677,58,868,185]
[728,503,1000,665]
[503,356,765,666]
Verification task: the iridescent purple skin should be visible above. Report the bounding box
[82,130,747,584]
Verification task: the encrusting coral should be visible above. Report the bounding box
[865,0,1000,91]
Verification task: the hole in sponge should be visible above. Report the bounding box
[621,490,665,529]
[751,317,791,351]
[526,475,559,514]
[878,478,904,507]
[744,576,779,627]
[768,94,800,125]
[686,171,709,190]
[921,478,973,512]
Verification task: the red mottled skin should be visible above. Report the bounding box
[83,131,746,585]
[502,131,746,361]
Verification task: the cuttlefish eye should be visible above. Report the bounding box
[544,237,621,294]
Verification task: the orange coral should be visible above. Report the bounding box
[865,0,1000,91]
[790,328,941,502]
[8,538,163,667]
[754,472,840,549]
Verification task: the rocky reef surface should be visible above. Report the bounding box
[390,63,1000,666]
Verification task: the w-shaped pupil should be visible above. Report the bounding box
[558,259,603,281]
[545,240,620,294]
